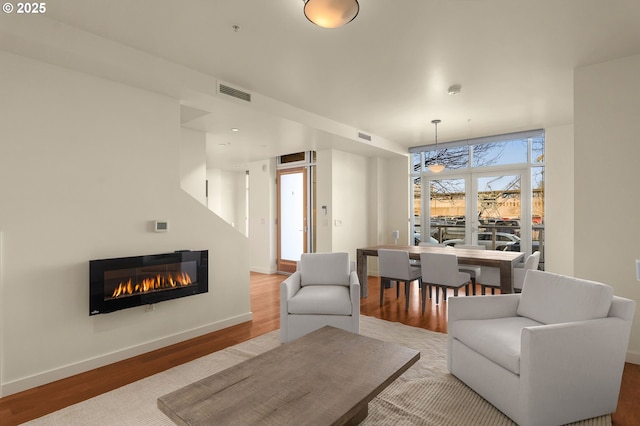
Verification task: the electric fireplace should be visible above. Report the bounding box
[89,250,208,315]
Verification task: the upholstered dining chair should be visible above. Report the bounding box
[378,249,424,311]
[419,252,470,305]
[413,241,444,269]
[480,251,540,295]
[280,252,360,343]
[513,251,540,292]
[454,244,484,296]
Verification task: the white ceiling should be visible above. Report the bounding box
[4,0,640,170]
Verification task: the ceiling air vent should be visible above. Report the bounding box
[358,132,372,142]
[218,83,251,102]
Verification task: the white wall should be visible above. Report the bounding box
[312,150,408,280]
[544,124,574,275]
[315,149,371,261]
[180,128,207,205]
[0,52,251,396]
[248,159,277,274]
[207,168,247,235]
[385,156,411,245]
[367,158,385,246]
[316,150,333,253]
[331,150,369,259]
[574,54,640,363]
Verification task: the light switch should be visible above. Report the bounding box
[636,259,640,282]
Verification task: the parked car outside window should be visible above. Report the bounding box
[494,220,521,236]
[442,232,520,250]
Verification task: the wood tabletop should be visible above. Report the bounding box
[356,245,525,297]
[358,244,524,264]
[158,326,420,426]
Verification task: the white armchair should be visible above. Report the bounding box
[448,270,635,426]
[280,252,360,343]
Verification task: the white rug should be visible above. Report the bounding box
[25,316,610,425]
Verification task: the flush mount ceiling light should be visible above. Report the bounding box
[428,119,445,173]
[303,0,359,29]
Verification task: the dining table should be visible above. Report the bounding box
[356,245,525,298]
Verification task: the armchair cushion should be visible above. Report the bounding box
[287,285,353,315]
[450,316,542,375]
[517,270,613,324]
[300,252,350,286]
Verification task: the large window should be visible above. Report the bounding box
[410,129,545,267]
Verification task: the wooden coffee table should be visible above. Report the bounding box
[158,326,420,425]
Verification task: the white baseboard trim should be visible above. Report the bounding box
[626,349,640,365]
[250,266,278,274]
[0,312,253,397]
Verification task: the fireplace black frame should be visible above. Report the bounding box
[89,250,208,315]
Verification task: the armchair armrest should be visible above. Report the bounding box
[280,272,301,341]
[349,270,360,286]
[349,270,361,306]
[448,294,521,323]
[281,271,302,302]
[520,317,632,423]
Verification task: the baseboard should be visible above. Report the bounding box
[626,349,640,365]
[250,266,277,274]
[0,312,253,397]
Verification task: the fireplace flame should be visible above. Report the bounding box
[111,272,193,298]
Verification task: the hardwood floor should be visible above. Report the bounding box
[0,272,638,425]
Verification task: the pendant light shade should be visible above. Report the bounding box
[427,119,445,173]
[304,0,359,29]
[427,163,445,173]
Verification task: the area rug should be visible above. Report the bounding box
[25,316,610,425]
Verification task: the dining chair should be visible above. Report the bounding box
[478,266,500,295]
[480,251,541,295]
[378,249,423,311]
[419,252,471,305]
[513,251,541,292]
[413,241,443,270]
[454,244,484,296]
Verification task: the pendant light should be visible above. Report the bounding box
[428,119,445,173]
[303,0,360,29]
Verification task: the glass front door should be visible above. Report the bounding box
[424,170,528,253]
[474,172,526,252]
[425,175,469,245]
[277,167,308,273]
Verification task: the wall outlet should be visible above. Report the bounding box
[636,259,640,282]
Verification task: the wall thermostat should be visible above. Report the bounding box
[154,220,169,232]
